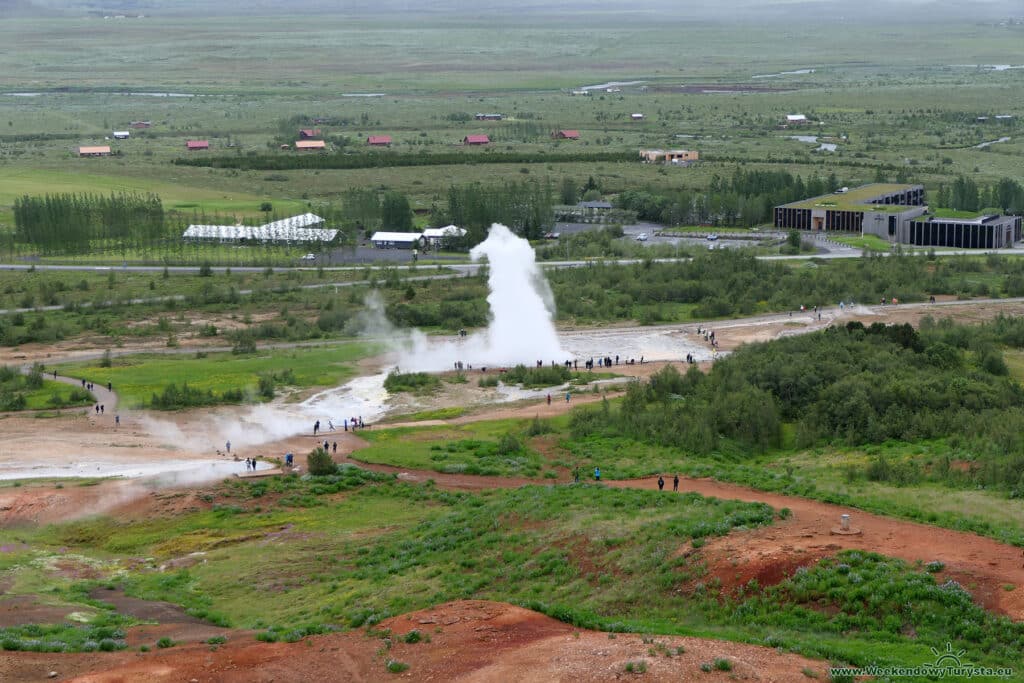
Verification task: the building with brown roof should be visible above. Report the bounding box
[553,130,580,139]
[186,140,210,150]
[367,135,392,146]
[463,134,490,145]
[295,140,327,151]
[299,128,322,139]
[78,146,111,157]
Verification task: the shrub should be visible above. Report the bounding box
[625,660,647,673]
[385,659,409,673]
[156,637,174,649]
[384,371,440,394]
[307,448,337,476]
[713,657,732,671]
[402,630,421,644]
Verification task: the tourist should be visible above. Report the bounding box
[658,476,664,491]
[313,420,319,436]
[546,393,551,405]
[115,415,120,428]
[226,440,231,453]
[673,474,679,492]
[594,466,601,482]
[332,442,337,454]
[565,392,571,403]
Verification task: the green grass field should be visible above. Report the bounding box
[356,418,561,477]
[56,343,378,408]
[3,472,1021,677]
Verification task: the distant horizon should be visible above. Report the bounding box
[5,0,1023,23]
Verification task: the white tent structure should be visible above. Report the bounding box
[422,225,466,248]
[370,231,425,249]
[183,214,337,244]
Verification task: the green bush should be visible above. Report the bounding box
[501,364,571,388]
[384,371,440,394]
[307,448,337,476]
[385,659,409,673]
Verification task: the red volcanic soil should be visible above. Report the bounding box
[610,476,1024,619]
[1,601,829,683]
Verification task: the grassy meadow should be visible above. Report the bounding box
[0,15,1020,257]
[2,472,1021,678]
[56,342,378,408]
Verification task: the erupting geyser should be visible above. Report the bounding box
[467,223,565,364]
[394,223,565,370]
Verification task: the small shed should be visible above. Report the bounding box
[367,135,392,146]
[78,146,111,157]
[463,134,490,145]
[295,140,326,151]
[186,140,210,150]
[112,131,130,139]
[370,231,425,249]
[553,130,580,139]
[299,128,322,139]
[786,114,809,125]
[630,113,644,120]
[130,121,152,129]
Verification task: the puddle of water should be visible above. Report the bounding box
[976,137,1011,149]
[0,458,271,481]
[579,80,646,91]
[753,68,815,78]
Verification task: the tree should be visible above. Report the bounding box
[787,230,801,251]
[381,192,413,231]
[260,201,273,214]
[560,177,578,205]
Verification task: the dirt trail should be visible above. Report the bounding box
[0,601,828,683]
[607,476,1024,619]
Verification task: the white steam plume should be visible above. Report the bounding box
[396,223,566,371]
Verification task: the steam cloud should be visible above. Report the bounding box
[396,223,566,371]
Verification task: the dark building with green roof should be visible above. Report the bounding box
[774,183,1020,248]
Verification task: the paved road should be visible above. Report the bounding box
[18,366,119,411]
[6,245,1024,317]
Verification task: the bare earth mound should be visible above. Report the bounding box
[0,601,828,683]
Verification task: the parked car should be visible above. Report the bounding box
[706,233,719,241]
[635,233,648,242]
[300,253,316,261]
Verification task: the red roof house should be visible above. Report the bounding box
[553,130,580,139]
[299,128,322,139]
[367,135,392,146]
[295,140,326,151]
[186,140,209,150]
[463,134,490,145]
